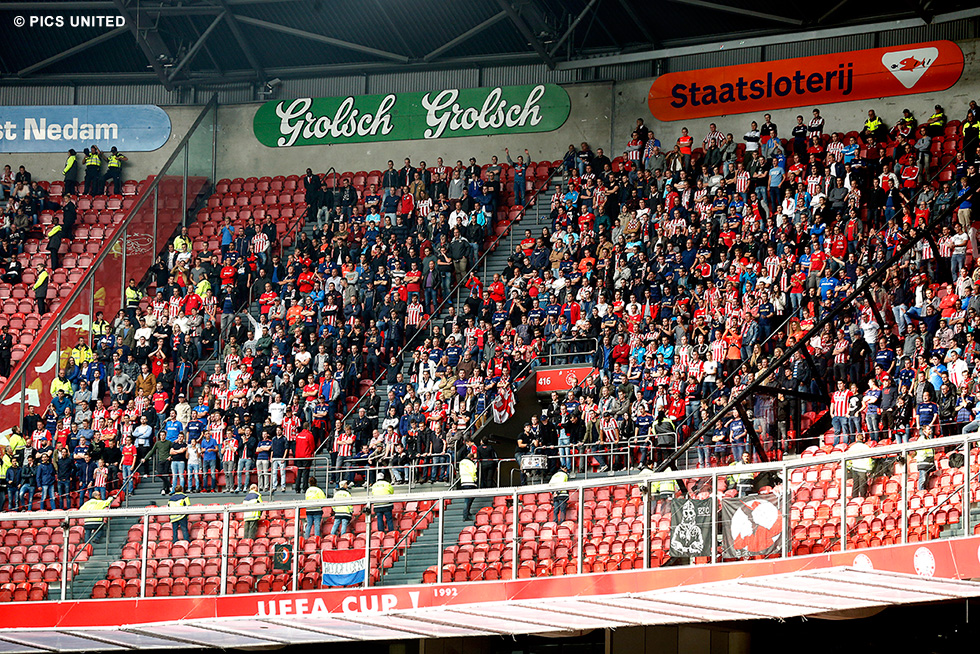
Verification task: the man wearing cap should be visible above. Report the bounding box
[330,480,354,536]
[550,465,570,522]
[459,451,478,521]
[370,471,395,532]
[304,476,326,538]
[242,483,263,539]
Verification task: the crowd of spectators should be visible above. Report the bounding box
[0,147,544,510]
[512,102,980,476]
[4,97,980,513]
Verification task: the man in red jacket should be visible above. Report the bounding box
[293,422,315,494]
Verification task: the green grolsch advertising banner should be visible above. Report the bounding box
[253,83,571,147]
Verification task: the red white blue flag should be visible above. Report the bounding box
[321,549,366,587]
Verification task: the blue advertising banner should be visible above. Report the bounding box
[0,105,171,153]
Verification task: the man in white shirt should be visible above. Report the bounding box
[269,393,287,425]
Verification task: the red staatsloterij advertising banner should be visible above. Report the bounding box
[648,40,964,121]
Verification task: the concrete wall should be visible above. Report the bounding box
[609,39,980,159]
[6,38,980,186]
[0,105,205,185]
[213,83,613,179]
[212,36,980,180]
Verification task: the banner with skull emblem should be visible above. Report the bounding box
[721,494,782,558]
[669,498,713,558]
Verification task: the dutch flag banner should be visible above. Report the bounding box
[322,549,367,587]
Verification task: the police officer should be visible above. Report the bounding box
[83,146,102,196]
[101,146,127,195]
[242,483,263,539]
[169,484,190,542]
[80,489,112,543]
[370,471,394,532]
[655,465,678,513]
[729,451,755,497]
[63,149,79,195]
[915,439,935,492]
[459,451,478,521]
[549,465,569,522]
[304,475,326,538]
[33,264,49,315]
[926,105,947,138]
[846,432,874,498]
[125,279,143,324]
[330,480,354,536]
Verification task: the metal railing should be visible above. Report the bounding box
[4,427,975,603]
[0,95,219,427]
[312,158,562,458]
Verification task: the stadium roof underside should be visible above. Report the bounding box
[0,0,976,88]
[0,568,977,651]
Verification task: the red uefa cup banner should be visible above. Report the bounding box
[1,536,979,628]
[649,40,965,121]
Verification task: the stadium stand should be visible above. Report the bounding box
[3,84,980,603]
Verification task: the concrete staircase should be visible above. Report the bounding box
[379,496,492,586]
[312,170,565,469]
[377,172,563,418]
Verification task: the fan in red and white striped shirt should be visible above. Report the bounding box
[735,169,750,194]
[168,295,182,323]
[93,465,109,489]
[251,232,269,256]
[806,174,823,196]
[406,301,424,327]
[282,414,300,443]
[830,384,852,418]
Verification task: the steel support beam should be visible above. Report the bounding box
[615,0,657,46]
[549,0,600,58]
[753,385,829,404]
[184,15,224,76]
[167,12,225,81]
[665,0,803,25]
[496,0,556,69]
[734,402,769,464]
[906,0,934,23]
[111,0,174,90]
[657,179,980,473]
[216,0,267,83]
[234,15,410,63]
[818,0,851,24]
[862,289,888,332]
[18,26,128,77]
[424,12,508,62]
[373,0,415,59]
[555,7,980,70]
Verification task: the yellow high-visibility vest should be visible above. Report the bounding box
[332,489,353,516]
[370,480,394,507]
[80,498,111,524]
[168,493,189,522]
[459,458,478,485]
[243,492,263,521]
